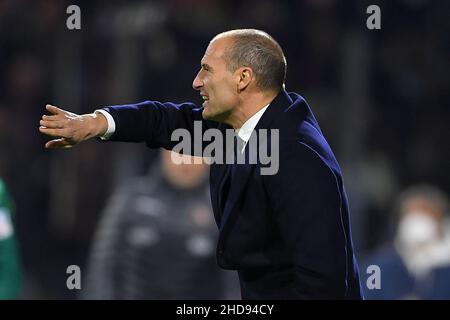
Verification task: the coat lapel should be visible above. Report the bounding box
[219,151,254,232]
[218,90,294,231]
[210,163,228,226]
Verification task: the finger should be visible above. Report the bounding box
[45,139,71,149]
[45,138,73,149]
[39,119,65,129]
[46,104,66,115]
[41,114,60,121]
[39,126,66,137]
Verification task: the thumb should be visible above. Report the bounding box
[45,138,73,149]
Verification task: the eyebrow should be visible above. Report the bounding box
[201,62,213,71]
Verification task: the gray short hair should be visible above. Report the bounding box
[214,29,287,93]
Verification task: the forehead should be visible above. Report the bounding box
[403,197,441,214]
[201,37,232,64]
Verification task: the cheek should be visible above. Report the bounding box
[217,79,236,101]
[223,87,238,106]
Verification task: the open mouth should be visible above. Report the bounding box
[201,95,209,107]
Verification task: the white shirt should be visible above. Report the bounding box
[95,109,116,140]
[235,104,269,153]
[95,104,270,150]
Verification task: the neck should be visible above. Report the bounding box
[228,90,277,129]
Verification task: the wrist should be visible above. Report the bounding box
[86,112,108,138]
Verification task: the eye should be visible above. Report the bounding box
[201,63,211,72]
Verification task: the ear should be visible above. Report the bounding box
[236,67,253,92]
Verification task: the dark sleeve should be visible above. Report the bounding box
[103,101,219,155]
[263,141,349,299]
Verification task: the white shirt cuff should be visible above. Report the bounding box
[94,109,116,140]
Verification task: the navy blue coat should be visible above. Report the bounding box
[103,90,363,299]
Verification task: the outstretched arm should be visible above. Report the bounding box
[40,101,218,153]
[39,105,108,149]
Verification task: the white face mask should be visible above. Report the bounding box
[398,212,439,248]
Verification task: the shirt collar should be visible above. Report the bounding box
[235,104,270,145]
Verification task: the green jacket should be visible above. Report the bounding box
[0,179,22,299]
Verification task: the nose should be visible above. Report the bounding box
[192,72,203,91]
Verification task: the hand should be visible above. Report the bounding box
[39,104,108,149]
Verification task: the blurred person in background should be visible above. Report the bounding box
[83,150,239,299]
[0,178,22,299]
[362,184,450,299]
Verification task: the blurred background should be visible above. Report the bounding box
[0,0,449,299]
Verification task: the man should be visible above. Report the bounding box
[362,184,450,299]
[83,151,240,299]
[39,29,362,299]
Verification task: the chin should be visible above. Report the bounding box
[202,108,215,120]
